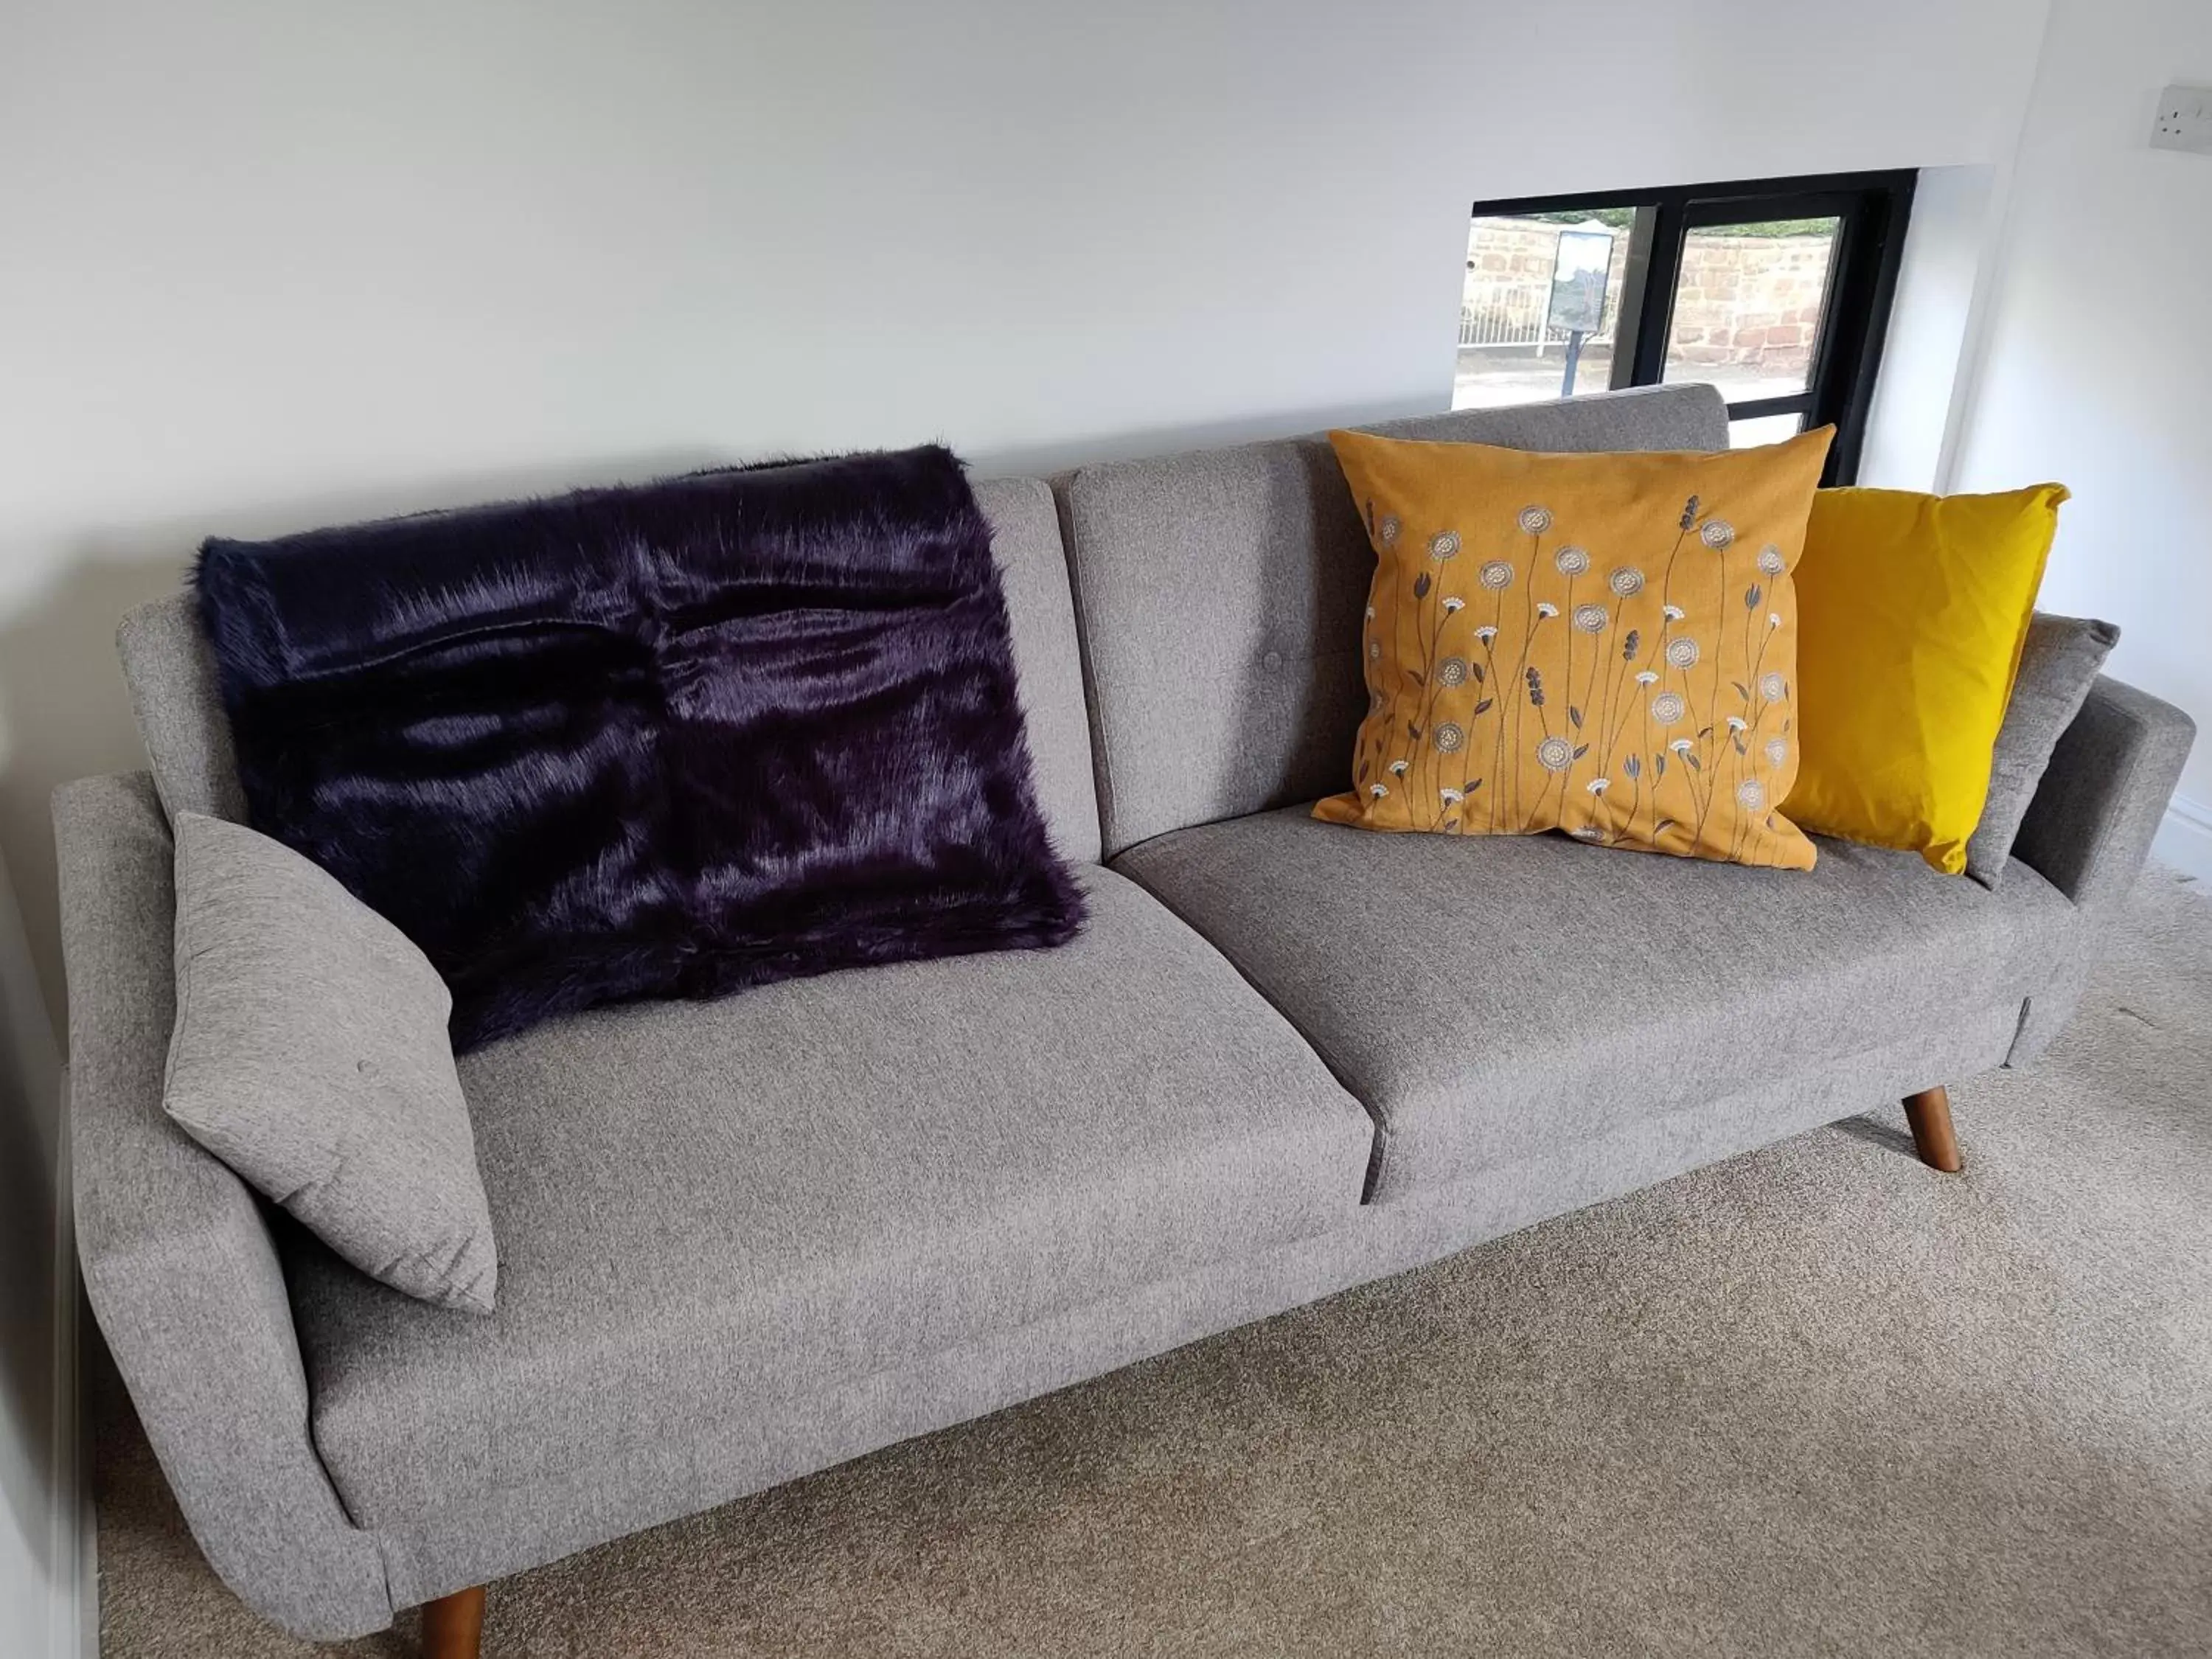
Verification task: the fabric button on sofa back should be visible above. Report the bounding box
[59,387,2195,1644]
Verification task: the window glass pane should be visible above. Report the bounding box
[1728,412,1806,449]
[1662,217,1840,403]
[1453,210,1635,410]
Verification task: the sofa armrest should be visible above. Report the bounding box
[56,773,393,1639]
[2011,675,2197,915]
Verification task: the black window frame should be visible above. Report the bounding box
[1466,169,1916,484]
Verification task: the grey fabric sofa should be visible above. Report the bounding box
[55,384,2196,1650]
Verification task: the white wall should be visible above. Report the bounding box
[1950,0,2212,874]
[1860,163,2002,493]
[0,0,2052,1016]
[0,852,69,1659]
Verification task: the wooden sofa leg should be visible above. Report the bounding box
[1902,1087,1963,1173]
[421,1585,486,1659]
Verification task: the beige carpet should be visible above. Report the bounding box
[94,865,2212,1658]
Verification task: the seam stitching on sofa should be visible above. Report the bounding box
[1110,847,1389,1200]
[1057,479,1124,858]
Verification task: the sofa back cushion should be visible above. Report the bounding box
[1965,612,2121,889]
[117,595,246,824]
[117,473,1101,863]
[1054,385,1731,856]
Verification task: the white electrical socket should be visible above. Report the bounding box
[2151,84,2212,154]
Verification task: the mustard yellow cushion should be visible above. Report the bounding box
[1785,484,2068,875]
[1317,427,1832,869]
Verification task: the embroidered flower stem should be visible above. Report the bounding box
[1731,619,1782,860]
[1632,698,1652,841]
[1485,588,1508,833]
[1414,590,1446,815]
[1520,667,1554,834]
[1561,568,1576,792]
[1593,601,1629,801]
[1509,532,1540,826]
[1576,620,1606,806]
[1655,518,1691,671]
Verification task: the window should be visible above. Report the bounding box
[1453,171,1915,483]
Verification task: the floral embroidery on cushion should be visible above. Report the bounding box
[1318,427,1831,869]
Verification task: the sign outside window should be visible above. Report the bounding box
[1545,225,1613,338]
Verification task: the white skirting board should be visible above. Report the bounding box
[2153,794,2212,887]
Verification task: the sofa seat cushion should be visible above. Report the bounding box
[290,866,1369,1526]
[1113,809,2083,1203]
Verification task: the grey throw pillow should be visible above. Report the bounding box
[164,813,498,1312]
[1965,613,2120,889]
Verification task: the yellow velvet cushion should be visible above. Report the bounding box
[1317,426,1832,868]
[1785,484,2068,874]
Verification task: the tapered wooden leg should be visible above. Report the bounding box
[1902,1087,1963,1173]
[421,1585,485,1659]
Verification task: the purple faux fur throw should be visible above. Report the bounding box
[196,446,1085,1051]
